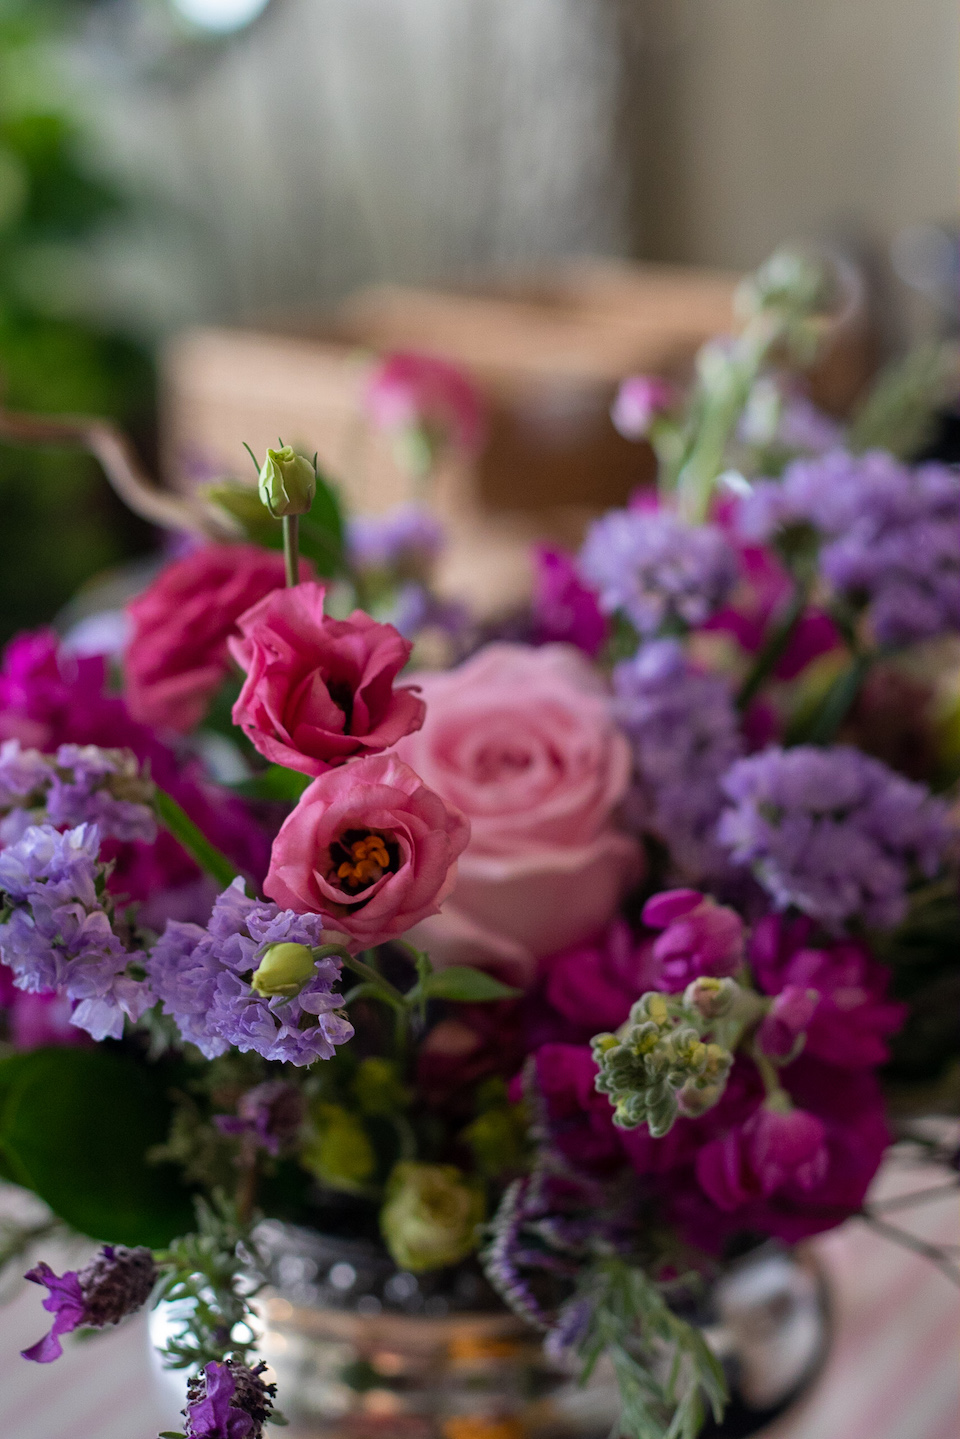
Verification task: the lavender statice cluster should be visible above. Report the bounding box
[740,449,960,647]
[347,503,445,579]
[0,823,151,1040]
[613,639,743,880]
[147,878,353,1065]
[717,744,950,930]
[0,739,156,847]
[579,507,737,636]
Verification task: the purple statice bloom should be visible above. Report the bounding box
[45,745,156,843]
[613,639,743,881]
[0,823,151,1041]
[739,449,960,648]
[347,503,446,578]
[641,889,745,989]
[718,745,950,930]
[531,546,607,657]
[184,1359,276,1439]
[22,1245,156,1362]
[776,394,845,454]
[388,582,472,647]
[215,1079,305,1155]
[579,507,737,637]
[147,878,353,1065]
[0,739,49,809]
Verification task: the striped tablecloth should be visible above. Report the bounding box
[0,1148,956,1439]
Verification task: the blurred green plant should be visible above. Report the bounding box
[0,2,154,642]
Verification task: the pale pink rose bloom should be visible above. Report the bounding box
[229,582,425,776]
[263,753,470,950]
[393,643,643,985]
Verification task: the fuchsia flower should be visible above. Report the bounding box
[125,544,309,733]
[641,889,745,989]
[695,1102,829,1209]
[364,351,485,458]
[757,986,820,1060]
[264,753,470,949]
[531,547,608,657]
[229,582,425,776]
[611,376,674,440]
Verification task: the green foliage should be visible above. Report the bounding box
[848,342,960,460]
[409,966,521,1005]
[576,1259,727,1439]
[154,1196,263,1371]
[300,1100,377,1194]
[153,786,241,889]
[0,1046,193,1245]
[202,461,347,579]
[228,764,311,803]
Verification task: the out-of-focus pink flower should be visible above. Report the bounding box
[392,644,642,986]
[696,1102,828,1209]
[0,960,88,1049]
[529,1043,626,1174]
[125,544,310,734]
[417,1001,526,1106]
[531,547,608,658]
[228,582,425,776]
[749,914,906,1068]
[539,922,659,1038]
[264,753,470,949]
[611,376,675,440]
[757,985,820,1060]
[0,629,271,920]
[364,352,485,457]
[641,889,745,990]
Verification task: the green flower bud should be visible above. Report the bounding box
[683,976,738,1021]
[250,942,317,998]
[258,445,317,518]
[301,1103,375,1190]
[380,1162,485,1273]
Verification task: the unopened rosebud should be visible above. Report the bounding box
[380,1161,485,1272]
[684,976,738,1021]
[257,445,316,518]
[250,942,317,998]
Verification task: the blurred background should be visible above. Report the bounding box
[0,0,957,639]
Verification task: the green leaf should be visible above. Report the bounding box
[154,787,240,889]
[0,1048,193,1246]
[417,967,521,1003]
[299,466,345,578]
[228,765,311,803]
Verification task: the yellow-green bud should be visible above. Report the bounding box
[250,942,316,997]
[258,445,317,518]
[380,1162,485,1273]
[301,1103,375,1190]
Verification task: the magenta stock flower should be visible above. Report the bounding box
[531,547,608,657]
[610,376,674,440]
[364,351,485,458]
[695,1102,829,1210]
[22,1245,156,1362]
[229,582,425,776]
[756,985,820,1060]
[125,544,308,733]
[641,889,745,990]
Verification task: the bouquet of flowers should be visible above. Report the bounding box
[1,250,958,1439]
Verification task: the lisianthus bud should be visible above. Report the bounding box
[258,445,316,518]
[250,942,317,997]
[380,1161,485,1272]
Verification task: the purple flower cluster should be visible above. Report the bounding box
[147,878,353,1065]
[579,507,737,636]
[347,503,445,578]
[613,640,743,880]
[0,823,151,1040]
[184,1358,276,1439]
[718,745,950,929]
[0,739,156,847]
[740,449,960,647]
[215,1080,305,1155]
[22,1244,156,1363]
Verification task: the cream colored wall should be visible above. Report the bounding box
[634,0,959,269]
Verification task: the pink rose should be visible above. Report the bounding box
[125,544,309,732]
[392,643,643,984]
[263,753,470,949]
[228,582,426,776]
[364,351,485,456]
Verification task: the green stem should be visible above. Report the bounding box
[153,788,240,888]
[801,651,872,745]
[751,1043,786,1103]
[282,513,300,586]
[736,581,808,711]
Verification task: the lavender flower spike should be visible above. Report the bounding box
[579,507,737,636]
[147,877,353,1065]
[184,1359,276,1439]
[718,744,951,930]
[22,1245,156,1362]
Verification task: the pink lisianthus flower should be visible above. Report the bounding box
[392,643,643,985]
[364,351,485,458]
[749,914,906,1068]
[264,753,470,949]
[611,376,674,440]
[531,547,608,658]
[229,582,425,777]
[641,889,745,990]
[125,544,310,733]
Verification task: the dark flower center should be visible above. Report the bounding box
[330,828,399,894]
[325,678,355,733]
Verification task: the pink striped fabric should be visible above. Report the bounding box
[0,1147,956,1439]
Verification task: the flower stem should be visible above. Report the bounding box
[736,581,808,711]
[153,787,240,888]
[282,514,300,586]
[798,651,872,745]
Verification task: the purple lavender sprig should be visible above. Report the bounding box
[21,1245,157,1362]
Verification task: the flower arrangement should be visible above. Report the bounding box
[1,250,958,1439]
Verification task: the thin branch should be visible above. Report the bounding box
[868,1181,960,1215]
[859,1210,960,1288]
